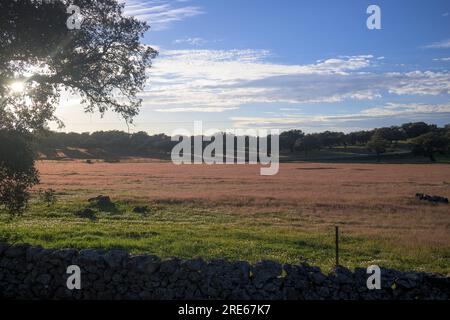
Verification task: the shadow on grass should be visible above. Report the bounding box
[87,196,122,215]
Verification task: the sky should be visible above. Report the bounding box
[54,0,450,134]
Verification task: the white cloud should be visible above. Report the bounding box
[230,103,450,129]
[55,47,450,132]
[141,49,378,111]
[173,37,207,46]
[154,106,238,112]
[387,71,450,95]
[359,102,450,117]
[423,39,450,49]
[433,57,450,61]
[139,48,450,114]
[123,0,203,30]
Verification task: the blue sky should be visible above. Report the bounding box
[55,0,450,134]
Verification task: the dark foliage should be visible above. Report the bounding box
[0,130,39,214]
[280,130,304,153]
[367,130,389,161]
[38,188,57,206]
[0,0,156,215]
[0,0,157,130]
[34,122,450,161]
[410,130,450,161]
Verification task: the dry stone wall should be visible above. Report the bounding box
[1,243,449,300]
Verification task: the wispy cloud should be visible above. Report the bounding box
[423,38,450,49]
[141,48,449,114]
[230,103,450,129]
[387,71,450,95]
[433,57,450,61]
[123,0,203,30]
[173,37,207,46]
[154,106,238,112]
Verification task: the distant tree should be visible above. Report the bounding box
[317,131,345,148]
[150,134,176,155]
[295,134,320,157]
[410,131,450,162]
[444,124,450,132]
[130,131,150,155]
[280,130,304,153]
[32,123,450,164]
[367,131,389,162]
[345,130,372,145]
[377,126,406,143]
[401,122,434,139]
[92,130,130,153]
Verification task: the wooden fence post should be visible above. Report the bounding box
[335,226,339,267]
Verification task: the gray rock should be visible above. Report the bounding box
[79,249,104,262]
[160,258,181,274]
[131,255,160,274]
[133,206,150,214]
[181,257,205,272]
[318,286,330,298]
[0,242,9,256]
[52,248,78,261]
[139,290,153,300]
[253,260,282,284]
[311,272,327,284]
[103,249,128,269]
[25,246,43,262]
[5,244,30,258]
[36,273,52,286]
[333,265,354,284]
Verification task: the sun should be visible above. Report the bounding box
[10,81,25,93]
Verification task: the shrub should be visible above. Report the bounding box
[0,130,39,215]
[39,188,57,206]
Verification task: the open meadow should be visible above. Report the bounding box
[1,159,449,274]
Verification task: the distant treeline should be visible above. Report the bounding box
[37,131,174,158]
[36,122,450,161]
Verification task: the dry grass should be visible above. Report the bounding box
[35,160,450,250]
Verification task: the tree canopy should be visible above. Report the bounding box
[0,0,156,214]
[0,129,38,214]
[0,0,157,132]
[280,130,304,153]
[367,130,389,161]
[410,131,450,161]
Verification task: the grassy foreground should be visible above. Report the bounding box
[1,197,449,274]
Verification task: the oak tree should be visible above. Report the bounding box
[0,0,157,214]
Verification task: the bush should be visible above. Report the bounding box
[0,130,39,215]
[39,188,57,206]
